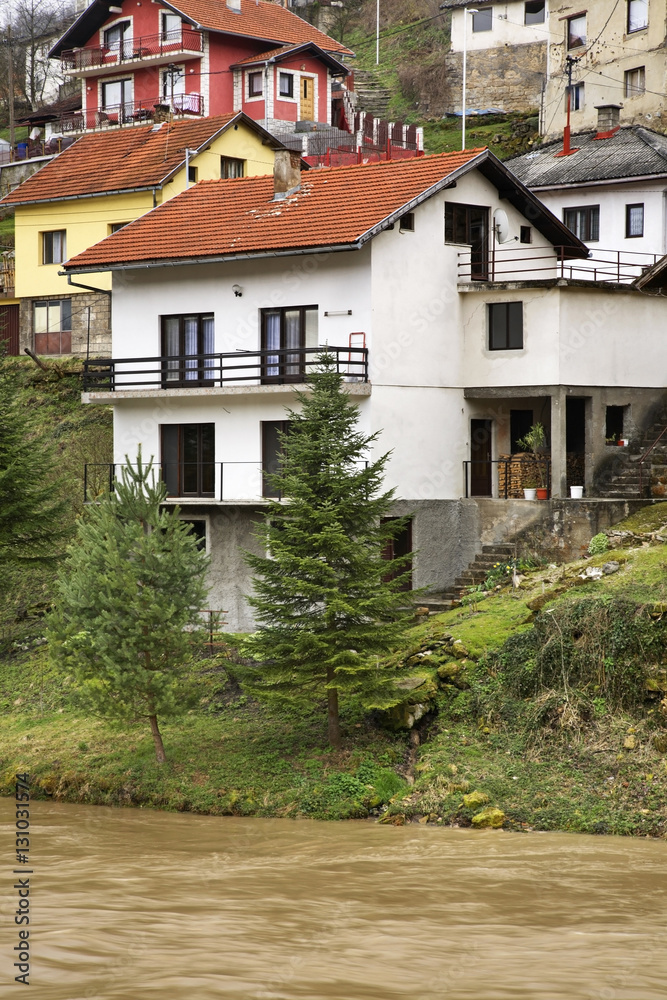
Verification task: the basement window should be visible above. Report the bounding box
[488,302,523,351]
[524,1,545,25]
[472,7,492,31]
[179,517,208,552]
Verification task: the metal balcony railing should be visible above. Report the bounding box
[82,346,369,392]
[84,461,290,504]
[60,29,203,71]
[457,245,661,284]
[59,94,204,133]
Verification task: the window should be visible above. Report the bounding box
[399,212,415,232]
[279,72,294,98]
[162,11,182,41]
[472,7,492,31]
[34,299,71,355]
[248,72,263,98]
[161,424,215,498]
[564,205,599,242]
[109,221,129,234]
[626,203,644,238]
[567,14,586,48]
[520,226,532,244]
[261,305,317,383]
[488,302,523,351]
[445,202,489,280]
[161,313,215,386]
[179,518,208,551]
[102,78,133,118]
[262,420,291,498]
[220,156,245,179]
[162,65,185,107]
[42,230,66,264]
[628,0,648,32]
[625,66,645,98]
[381,518,413,591]
[104,20,130,56]
[188,165,198,184]
[571,82,585,110]
[525,1,545,25]
[605,406,626,444]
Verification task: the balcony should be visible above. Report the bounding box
[60,29,203,75]
[0,255,15,299]
[457,245,661,285]
[58,95,205,134]
[82,346,370,393]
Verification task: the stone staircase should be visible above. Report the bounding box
[600,408,667,499]
[351,69,392,119]
[421,543,517,613]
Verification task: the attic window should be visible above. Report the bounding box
[399,212,415,232]
[520,226,532,244]
[524,2,545,25]
[104,20,130,55]
[472,7,492,31]
[162,12,182,42]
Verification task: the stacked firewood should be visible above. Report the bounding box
[498,453,550,497]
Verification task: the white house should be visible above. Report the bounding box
[64,149,667,628]
[507,105,667,265]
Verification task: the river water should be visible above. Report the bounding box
[2,800,667,1000]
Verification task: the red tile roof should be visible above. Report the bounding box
[171,0,352,54]
[65,150,486,270]
[0,113,278,206]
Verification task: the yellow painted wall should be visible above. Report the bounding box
[14,121,277,300]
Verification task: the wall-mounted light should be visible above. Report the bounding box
[232,284,243,297]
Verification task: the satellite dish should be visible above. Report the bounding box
[494,208,511,243]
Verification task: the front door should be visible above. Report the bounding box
[470,419,493,496]
[300,77,315,120]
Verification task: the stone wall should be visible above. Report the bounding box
[414,42,546,116]
[19,291,111,358]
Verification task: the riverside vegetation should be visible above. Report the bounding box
[2,358,667,835]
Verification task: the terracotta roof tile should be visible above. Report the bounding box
[232,42,311,66]
[0,113,262,206]
[172,0,352,53]
[66,149,485,270]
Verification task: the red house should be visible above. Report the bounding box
[48,0,352,135]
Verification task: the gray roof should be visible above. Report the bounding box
[439,1,509,7]
[506,126,667,189]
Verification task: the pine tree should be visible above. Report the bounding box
[48,455,210,764]
[0,359,70,565]
[245,353,413,747]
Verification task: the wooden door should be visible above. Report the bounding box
[0,304,19,355]
[300,77,315,120]
[470,419,493,496]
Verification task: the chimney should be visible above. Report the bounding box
[226,0,242,11]
[595,104,622,136]
[273,149,302,201]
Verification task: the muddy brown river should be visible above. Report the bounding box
[2,800,667,999]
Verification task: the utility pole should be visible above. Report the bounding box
[7,25,15,148]
[556,54,580,158]
[376,0,380,65]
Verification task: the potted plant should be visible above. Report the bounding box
[517,422,548,499]
[522,477,538,501]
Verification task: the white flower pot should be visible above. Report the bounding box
[523,488,537,500]
[570,486,584,499]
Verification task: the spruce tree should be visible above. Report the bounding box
[0,359,70,564]
[49,455,210,764]
[245,353,413,747]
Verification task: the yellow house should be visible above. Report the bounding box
[0,112,286,356]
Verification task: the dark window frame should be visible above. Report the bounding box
[248,71,263,98]
[564,204,600,242]
[520,225,532,244]
[260,305,317,384]
[187,164,198,184]
[399,212,415,232]
[279,72,294,98]
[571,81,585,111]
[161,10,182,41]
[567,13,586,48]
[161,423,215,498]
[488,301,524,351]
[101,76,133,113]
[524,1,545,25]
[42,229,66,265]
[261,420,291,498]
[624,65,645,97]
[445,202,490,280]
[220,155,245,179]
[109,221,130,234]
[625,203,644,238]
[33,298,72,355]
[161,313,215,387]
[103,19,130,53]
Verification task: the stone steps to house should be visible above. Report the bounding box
[351,69,392,118]
[599,408,667,499]
[421,543,518,613]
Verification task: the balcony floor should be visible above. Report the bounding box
[83,382,372,404]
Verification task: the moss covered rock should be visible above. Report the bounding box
[471,807,505,828]
[463,790,490,809]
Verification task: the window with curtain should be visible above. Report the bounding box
[34,299,72,355]
[161,313,214,385]
[628,0,648,32]
[261,306,317,383]
[626,204,644,238]
[161,424,215,497]
[564,205,600,242]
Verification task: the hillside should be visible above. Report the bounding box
[3,503,667,836]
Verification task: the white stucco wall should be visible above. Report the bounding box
[450,1,550,52]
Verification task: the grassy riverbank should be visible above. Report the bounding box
[3,506,667,836]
